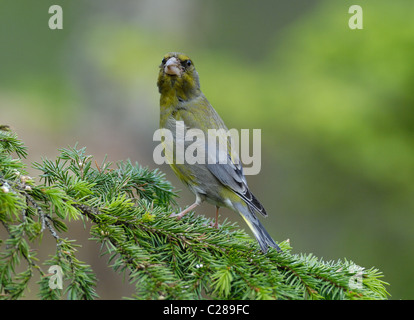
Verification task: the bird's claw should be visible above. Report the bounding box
[209,220,219,229]
[169,212,183,220]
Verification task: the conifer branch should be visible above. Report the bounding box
[0,126,389,300]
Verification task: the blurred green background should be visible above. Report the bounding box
[1,0,413,299]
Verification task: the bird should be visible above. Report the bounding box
[156,52,281,253]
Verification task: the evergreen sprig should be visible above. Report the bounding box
[0,126,389,300]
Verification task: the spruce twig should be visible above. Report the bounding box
[0,126,390,300]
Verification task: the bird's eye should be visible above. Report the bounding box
[185,60,192,67]
[161,57,167,64]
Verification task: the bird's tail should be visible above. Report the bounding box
[232,201,281,253]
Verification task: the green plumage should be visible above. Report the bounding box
[157,52,280,253]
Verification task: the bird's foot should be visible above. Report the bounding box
[169,212,185,220]
[209,220,219,229]
[169,202,199,220]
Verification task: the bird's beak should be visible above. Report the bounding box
[164,57,182,77]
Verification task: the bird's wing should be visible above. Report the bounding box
[207,152,268,217]
[176,97,267,217]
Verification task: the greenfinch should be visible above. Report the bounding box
[157,52,281,253]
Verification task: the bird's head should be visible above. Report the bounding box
[157,52,201,102]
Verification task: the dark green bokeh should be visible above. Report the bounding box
[1,0,412,299]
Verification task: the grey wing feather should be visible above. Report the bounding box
[176,96,267,217]
[207,155,268,217]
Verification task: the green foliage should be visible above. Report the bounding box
[0,127,389,299]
